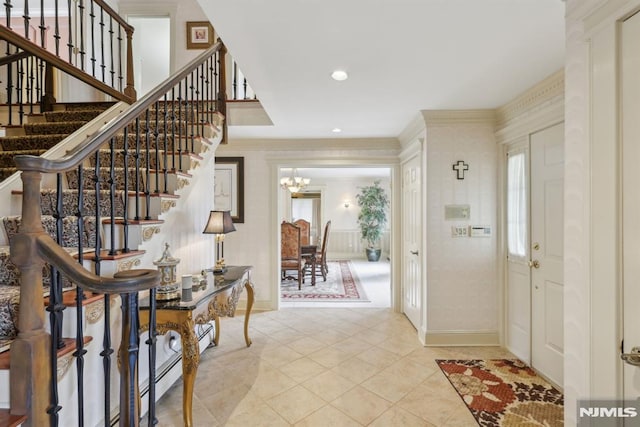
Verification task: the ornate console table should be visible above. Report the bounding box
[139,265,254,427]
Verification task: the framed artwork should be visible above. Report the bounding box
[214,157,244,223]
[186,21,214,49]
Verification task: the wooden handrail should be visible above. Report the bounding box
[0,50,31,67]
[0,26,135,103]
[36,234,159,294]
[93,0,134,33]
[14,41,225,174]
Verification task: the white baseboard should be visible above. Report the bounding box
[423,330,500,347]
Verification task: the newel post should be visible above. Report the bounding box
[217,40,228,144]
[9,170,51,427]
[124,26,137,101]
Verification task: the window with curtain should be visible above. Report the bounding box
[507,152,527,258]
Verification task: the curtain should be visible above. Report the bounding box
[507,152,527,258]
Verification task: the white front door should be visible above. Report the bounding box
[402,155,421,329]
[530,122,564,387]
[621,10,640,400]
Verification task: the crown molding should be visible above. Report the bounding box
[421,109,496,126]
[398,113,426,146]
[219,137,401,152]
[495,69,564,132]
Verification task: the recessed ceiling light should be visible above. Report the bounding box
[332,128,342,133]
[331,70,348,81]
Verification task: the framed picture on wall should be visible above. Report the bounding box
[214,157,244,223]
[186,21,214,49]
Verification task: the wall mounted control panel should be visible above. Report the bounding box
[470,226,492,237]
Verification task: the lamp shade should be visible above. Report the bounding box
[203,210,236,234]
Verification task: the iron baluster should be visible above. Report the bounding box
[23,0,30,39]
[78,0,85,71]
[144,109,151,220]
[154,102,160,193]
[16,56,23,124]
[67,0,73,63]
[90,0,96,76]
[108,137,117,256]
[119,293,141,426]
[99,8,105,82]
[177,81,183,171]
[3,0,12,28]
[108,16,114,86]
[232,60,237,100]
[117,24,122,91]
[146,288,158,426]
[134,118,141,220]
[121,132,130,253]
[52,0,59,53]
[189,71,195,153]
[74,165,87,426]
[163,94,168,194]
[170,89,176,172]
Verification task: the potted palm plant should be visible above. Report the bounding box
[356,180,389,262]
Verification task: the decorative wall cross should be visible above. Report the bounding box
[452,160,469,180]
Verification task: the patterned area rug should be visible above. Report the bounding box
[281,260,369,301]
[437,359,563,426]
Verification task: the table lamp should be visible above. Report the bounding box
[203,210,236,274]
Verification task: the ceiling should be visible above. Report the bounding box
[199,0,565,140]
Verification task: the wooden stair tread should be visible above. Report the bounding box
[102,219,164,225]
[0,336,93,370]
[0,409,27,427]
[44,290,103,307]
[77,249,145,261]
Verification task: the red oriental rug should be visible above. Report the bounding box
[281,260,369,301]
[436,359,564,426]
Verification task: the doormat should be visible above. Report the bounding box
[436,359,563,426]
[281,260,369,301]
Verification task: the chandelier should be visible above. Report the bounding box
[280,168,310,193]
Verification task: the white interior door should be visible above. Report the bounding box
[530,122,564,387]
[505,145,531,363]
[621,10,640,400]
[402,155,421,329]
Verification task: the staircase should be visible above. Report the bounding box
[0,94,225,426]
[0,5,230,422]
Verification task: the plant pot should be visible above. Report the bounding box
[366,248,382,262]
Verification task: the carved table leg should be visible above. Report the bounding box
[244,281,255,347]
[213,316,220,346]
[179,316,199,427]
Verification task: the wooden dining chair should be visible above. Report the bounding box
[281,221,306,290]
[307,220,331,281]
[293,218,311,245]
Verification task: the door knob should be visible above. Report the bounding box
[528,260,540,269]
[622,347,640,366]
[410,250,419,256]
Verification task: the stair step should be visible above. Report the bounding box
[2,215,97,249]
[44,109,104,123]
[65,167,144,191]
[102,219,164,248]
[43,289,102,308]
[0,409,27,427]
[92,149,203,171]
[39,189,127,218]
[0,134,68,151]
[23,121,86,136]
[54,101,114,111]
[0,150,47,168]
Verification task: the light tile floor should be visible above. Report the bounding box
[149,308,514,426]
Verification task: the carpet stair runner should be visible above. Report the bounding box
[0,101,216,360]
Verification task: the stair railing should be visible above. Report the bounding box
[0,0,136,125]
[11,38,227,427]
